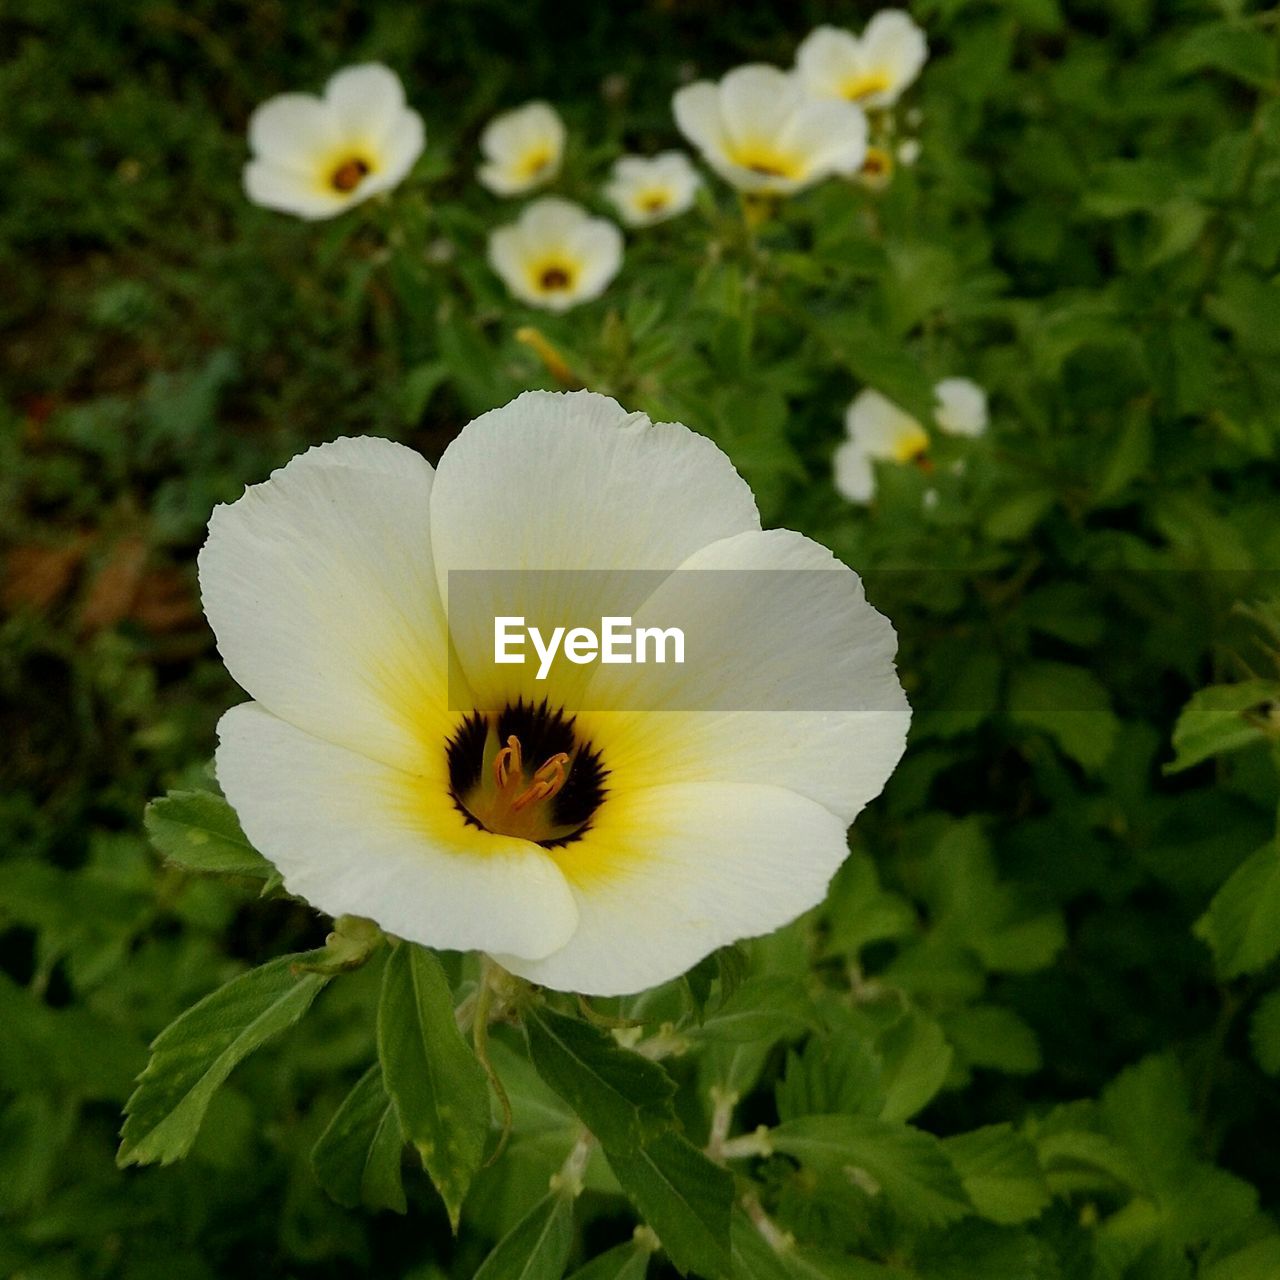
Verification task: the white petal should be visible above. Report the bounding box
[429,391,760,708]
[324,64,407,146]
[846,389,924,458]
[834,440,876,503]
[248,92,340,170]
[244,160,345,220]
[363,110,426,194]
[581,527,910,825]
[198,436,454,773]
[672,82,729,157]
[718,64,800,152]
[498,782,851,995]
[861,9,928,103]
[934,377,989,437]
[779,98,868,176]
[216,703,577,960]
[795,26,862,98]
[566,219,624,299]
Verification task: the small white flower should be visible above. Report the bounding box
[243,64,424,220]
[605,152,702,226]
[200,391,909,995]
[796,11,928,109]
[833,389,930,504]
[934,377,989,437]
[673,64,867,196]
[897,137,922,166]
[477,101,566,196]
[488,198,623,312]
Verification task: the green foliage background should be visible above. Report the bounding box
[3,0,1280,1277]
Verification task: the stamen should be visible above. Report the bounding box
[513,752,570,811]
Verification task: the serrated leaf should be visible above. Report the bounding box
[771,1115,972,1228]
[144,789,277,881]
[524,1003,676,1153]
[1250,989,1280,1076]
[117,949,328,1167]
[1165,680,1280,774]
[473,1189,575,1280]
[377,942,489,1230]
[1194,844,1280,979]
[688,975,816,1046]
[311,1063,406,1214]
[943,1124,1050,1224]
[604,1131,733,1279]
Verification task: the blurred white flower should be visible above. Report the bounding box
[796,11,928,109]
[201,390,909,995]
[478,101,566,196]
[243,64,424,220]
[605,152,702,226]
[897,137,922,166]
[488,198,623,311]
[833,389,930,504]
[934,377,989,437]
[673,64,867,196]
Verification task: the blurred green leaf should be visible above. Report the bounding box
[1166,680,1280,774]
[311,1062,407,1214]
[942,1124,1050,1224]
[472,1189,576,1280]
[1194,844,1280,979]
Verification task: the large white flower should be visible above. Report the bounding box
[673,64,867,196]
[200,391,909,996]
[795,11,928,109]
[477,101,566,196]
[604,152,702,226]
[243,64,424,220]
[934,377,989,437]
[488,198,623,312]
[833,389,930,504]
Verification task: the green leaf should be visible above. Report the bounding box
[1250,989,1280,1076]
[1165,680,1280,774]
[144,789,278,882]
[1196,843,1280,979]
[876,1011,952,1122]
[771,1115,971,1228]
[377,942,490,1230]
[523,1003,676,1153]
[473,1189,575,1280]
[311,1063,407,1214]
[943,1124,1050,1224]
[117,949,328,1167]
[604,1131,733,1278]
[688,975,816,1045]
[565,1239,652,1280]
[1008,661,1120,771]
[942,1006,1042,1075]
[1174,22,1278,90]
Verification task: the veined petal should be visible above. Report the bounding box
[429,391,760,708]
[217,703,578,960]
[580,528,909,825]
[198,436,456,774]
[498,782,850,995]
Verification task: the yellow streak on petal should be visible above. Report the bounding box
[842,69,893,102]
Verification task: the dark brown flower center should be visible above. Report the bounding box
[539,265,572,290]
[331,157,370,192]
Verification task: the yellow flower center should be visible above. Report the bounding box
[730,144,803,181]
[519,147,554,180]
[530,259,578,294]
[330,156,371,192]
[861,146,893,179]
[638,189,671,214]
[447,702,606,846]
[842,69,893,102]
[891,424,931,464]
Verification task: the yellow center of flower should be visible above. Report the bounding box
[330,157,371,192]
[447,701,606,846]
[519,147,554,181]
[891,424,931,464]
[842,69,893,101]
[638,189,671,214]
[861,146,893,178]
[530,259,578,294]
[730,144,804,181]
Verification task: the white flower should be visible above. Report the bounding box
[243,64,424,220]
[897,137,922,166]
[488,198,623,312]
[200,391,909,996]
[833,389,930,504]
[477,101,566,196]
[934,377,989,437]
[605,152,702,226]
[796,11,928,109]
[673,64,867,196]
